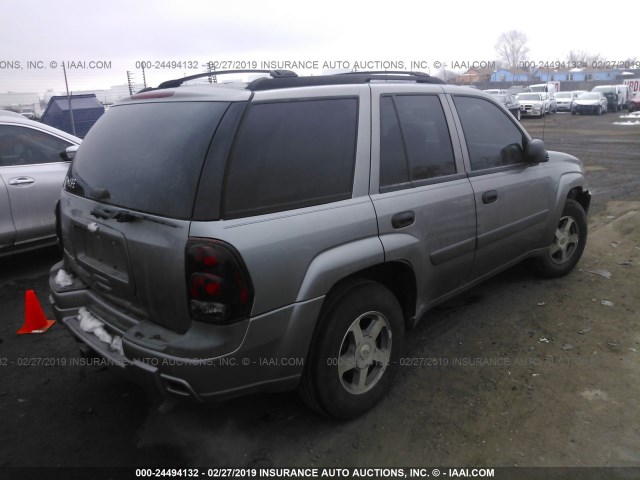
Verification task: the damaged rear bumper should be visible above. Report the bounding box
[49,261,323,402]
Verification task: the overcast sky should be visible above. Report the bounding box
[0,0,636,95]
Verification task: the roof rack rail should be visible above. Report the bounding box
[337,70,431,77]
[247,71,444,91]
[157,69,298,89]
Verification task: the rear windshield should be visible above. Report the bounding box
[67,101,229,219]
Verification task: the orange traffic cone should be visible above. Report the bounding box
[17,290,56,334]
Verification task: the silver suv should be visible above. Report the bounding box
[50,70,590,419]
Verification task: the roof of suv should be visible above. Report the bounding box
[116,70,448,105]
[147,69,444,91]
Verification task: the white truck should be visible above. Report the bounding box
[529,82,560,94]
[592,85,629,111]
[623,79,640,108]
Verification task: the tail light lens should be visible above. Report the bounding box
[186,239,253,324]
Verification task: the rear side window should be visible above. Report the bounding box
[223,98,358,218]
[380,95,456,191]
[68,102,229,219]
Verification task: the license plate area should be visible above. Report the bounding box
[69,221,134,294]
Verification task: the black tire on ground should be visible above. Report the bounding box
[298,279,404,419]
[597,106,602,115]
[531,199,587,278]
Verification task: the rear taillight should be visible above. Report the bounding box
[186,239,253,324]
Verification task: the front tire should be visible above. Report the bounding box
[532,199,587,278]
[299,279,404,419]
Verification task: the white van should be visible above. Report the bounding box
[616,84,631,109]
[591,85,628,111]
[529,82,560,95]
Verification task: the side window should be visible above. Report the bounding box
[0,125,73,167]
[224,98,358,218]
[380,95,456,191]
[453,96,525,171]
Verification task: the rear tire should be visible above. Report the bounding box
[532,199,587,278]
[299,279,404,419]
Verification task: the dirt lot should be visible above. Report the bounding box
[1,111,639,476]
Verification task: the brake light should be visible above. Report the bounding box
[186,239,253,324]
[130,90,174,100]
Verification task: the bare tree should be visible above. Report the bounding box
[495,31,529,69]
[567,50,602,66]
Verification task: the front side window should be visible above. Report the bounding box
[379,95,456,191]
[224,98,358,218]
[453,96,525,171]
[0,125,72,166]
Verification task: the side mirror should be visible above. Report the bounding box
[525,139,548,164]
[60,145,79,161]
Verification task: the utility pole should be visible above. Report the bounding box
[62,61,77,136]
[207,62,217,84]
[141,64,147,89]
[126,71,134,95]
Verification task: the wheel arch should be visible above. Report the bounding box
[322,261,418,330]
[567,186,591,214]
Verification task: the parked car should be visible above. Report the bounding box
[50,70,590,419]
[555,91,585,112]
[516,93,546,117]
[507,86,530,96]
[491,93,521,120]
[591,85,626,112]
[629,92,640,113]
[540,92,557,114]
[483,89,508,94]
[0,112,81,257]
[572,92,608,115]
[19,109,37,120]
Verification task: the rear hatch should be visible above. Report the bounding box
[60,98,234,333]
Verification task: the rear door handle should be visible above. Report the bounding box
[9,177,35,186]
[482,190,498,204]
[391,211,415,229]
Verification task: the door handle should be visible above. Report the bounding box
[9,177,35,186]
[482,190,498,204]
[391,211,415,229]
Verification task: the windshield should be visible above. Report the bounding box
[578,93,600,100]
[67,101,231,219]
[556,93,572,98]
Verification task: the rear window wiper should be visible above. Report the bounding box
[90,206,178,228]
